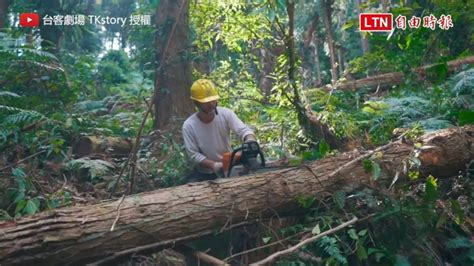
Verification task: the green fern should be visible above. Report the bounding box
[318,236,348,264]
[418,117,453,130]
[3,111,44,125]
[74,100,107,112]
[0,105,46,125]
[450,68,474,96]
[66,158,115,180]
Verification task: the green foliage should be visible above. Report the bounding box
[317,236,348,264]
[158,141,190,187]
[423,175,438,203]
[190,0,272,53]
[0,32,77,110]
[296,195,315,209]
[6,166,70,218]
[347,48,394,78]
[362,159,382,180]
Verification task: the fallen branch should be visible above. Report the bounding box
[224,226,311,262]
[88,221,253,265]
[0,150,46,172]
[321,55,474,92]
[251,217,358,265]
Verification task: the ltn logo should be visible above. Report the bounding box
[360,13,393,32]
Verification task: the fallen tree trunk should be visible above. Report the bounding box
[0,126,472,265]
[73,136,133,158]
[322,56,474,91]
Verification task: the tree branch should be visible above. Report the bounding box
[251,217,358,265]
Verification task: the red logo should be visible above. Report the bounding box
[20,13,40,27]
[359,13,393,32]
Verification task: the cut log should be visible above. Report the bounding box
[322,56,474,91]
[73,136,133,158]
[0,126,472,265]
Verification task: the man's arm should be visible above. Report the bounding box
[182,125,222,172]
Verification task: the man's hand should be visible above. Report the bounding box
[213,162,224,176]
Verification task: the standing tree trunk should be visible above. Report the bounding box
[322,0,338,84]
[356,0,370,54]
[336,45,344,75]
[0,126,472,265]
[0,0,11,29]
[302,16,319,88]
[154,0,194,129]
[258,45,284,101]
[312,32,323,86]
[38,0,63,55]
[285,0,340,148]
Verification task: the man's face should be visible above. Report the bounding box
[196,100,217,114]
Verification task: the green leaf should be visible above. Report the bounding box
[356,241,368,260]
[25,199,39,215]
[424,175,438,202]
[333,191,346,209]
[391,7,413,15]
[342,20,355,31]
[312,224,321,235]
[426,63,448,84]
[12,167,26,178]
[375,252,386,262]
[358,229,367,236]
[348,228,358,240]
[395,255,411,266]
[15,199,27,213]
[408,170,419,180]
[362,159,373,173]
[368,248,380,255]
[372,162,381,181]
[458,110,474,126]
[262,237,271,244]
[14,191,25,203]
[319,139,330,157]
[450,200,465,224]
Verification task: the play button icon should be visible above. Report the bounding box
[20,13,40,27]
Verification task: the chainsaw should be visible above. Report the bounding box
[222,141,289,177]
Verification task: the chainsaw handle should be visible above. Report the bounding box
[258,148,265,167]
[227,147,242,177]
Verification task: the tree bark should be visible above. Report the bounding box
[356,0,370,54]
[154,0,194,129]
[312,32,323,87]
[302,15,320,88]
[73,136,133,158]
[0,0,11,29]
[322,0,338,84]
[38,0,63,55]
[322,55,474,92]
[0,126,472,265]
[258,46,283,101]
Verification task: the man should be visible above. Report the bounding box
[182,79,257,182]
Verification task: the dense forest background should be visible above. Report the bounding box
[0,0,473,265]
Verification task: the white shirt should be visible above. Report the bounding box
[182,106,254,173]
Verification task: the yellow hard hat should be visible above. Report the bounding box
[190,79,220,103]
